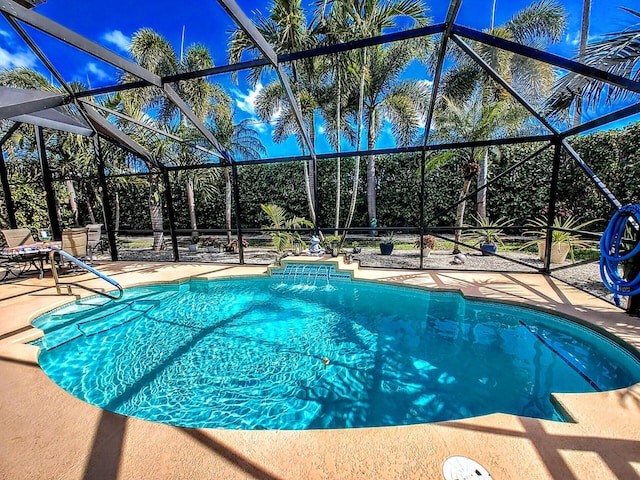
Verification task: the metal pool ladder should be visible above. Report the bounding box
[49,246,123,300]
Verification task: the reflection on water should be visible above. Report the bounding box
[34,276,640,430]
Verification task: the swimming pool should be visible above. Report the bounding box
[32,270,640,430]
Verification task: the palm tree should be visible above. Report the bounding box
[209,110,266,244]
[574,0,592,127]
[546,7,640,120]
[0,69,100,228]
[321,0,430,238]
[166,125,220,238]
[260,203,313,254]
[429,93,525,253]
[228,0,322,226]
[440,0,566,219]
[122,28,229,243]
[361,41,430,231]
[96,139,144,233]
[313,7,349,234]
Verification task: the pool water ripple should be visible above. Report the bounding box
[33,276,640,430]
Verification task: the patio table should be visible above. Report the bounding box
[1,242,61,279]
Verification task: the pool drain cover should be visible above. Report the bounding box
[442,456,493,480]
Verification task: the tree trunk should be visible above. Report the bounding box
[308,118,316,209]
[573,0,591,127]
[366,109,377,236]
[453,178,472,254]
[84,182,96,224]
[187,176,198,237]
[334,63,342,236]
[224,167,232,244]
[114,191,120,233]
[302,159,318,227]
[85,194,96,224]
[66,179,78,226]
[149,173,164,251]
[476,149,488,220]
[342,48,367,244]
[303,117,317,226]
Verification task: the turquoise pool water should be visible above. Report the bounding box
[32,273,640,430]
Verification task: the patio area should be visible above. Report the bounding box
[1,259,639,480]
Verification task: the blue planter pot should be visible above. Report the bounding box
[379,243,394,255]
[480,243,497,255]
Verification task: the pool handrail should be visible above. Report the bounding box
[49,245,123,300]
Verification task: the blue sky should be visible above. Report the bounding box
[0,0,638,157]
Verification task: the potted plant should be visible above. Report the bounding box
[189,235,199,252]
[225,237,249,253]
[351,241,361,254]
[200,236,219,253]
[524,215,599,264]
[322,235,342,256]
[414,235,437,257]
[260,203,313,257]
[464,216,513,255]
[379,231,395,255]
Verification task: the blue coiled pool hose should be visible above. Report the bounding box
[599,204,640,304]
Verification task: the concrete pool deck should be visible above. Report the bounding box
[1,258,639,479]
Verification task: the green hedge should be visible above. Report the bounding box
[3,122,639,234]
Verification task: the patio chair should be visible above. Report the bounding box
[1,228,38,277]
[86,224,103,263]
[1,228,35,248]
[59,228,89,270]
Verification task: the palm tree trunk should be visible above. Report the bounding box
[303,116,318,226]
[366,110,377,236]
[303,160,315,223]
[149,173,164,251]
[342,49,367,243]
[187,176,198,236]
[114,191,120,233]
[85,192,96,224]
[66,179,79,226]
[308,117,316,209]
[574,0,591,127]
[453,178,472,254]
[476,149,488,220]
[224,167,232,244]
[334,62,342,236]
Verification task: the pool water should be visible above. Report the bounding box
[32,275,640,430]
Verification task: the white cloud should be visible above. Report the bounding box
[565,31,600,48]
[565,31,580,47]
[102,30,130,52]
[85,62,109,81]
[0,29,37,68]
[233,83,263,115]
[0,46,37,69]
[245,117,268,133]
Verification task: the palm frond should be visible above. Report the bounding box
[546,7,640,117]
[506,0,567,47]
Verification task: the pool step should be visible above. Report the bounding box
[78,304,154,336]
[40,324,83,350]
[35,290,178,333]
[37,289,180,350]
[34,302,129,334]
[41,306,151,350]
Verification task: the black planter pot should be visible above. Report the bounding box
[379,243,394,255]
